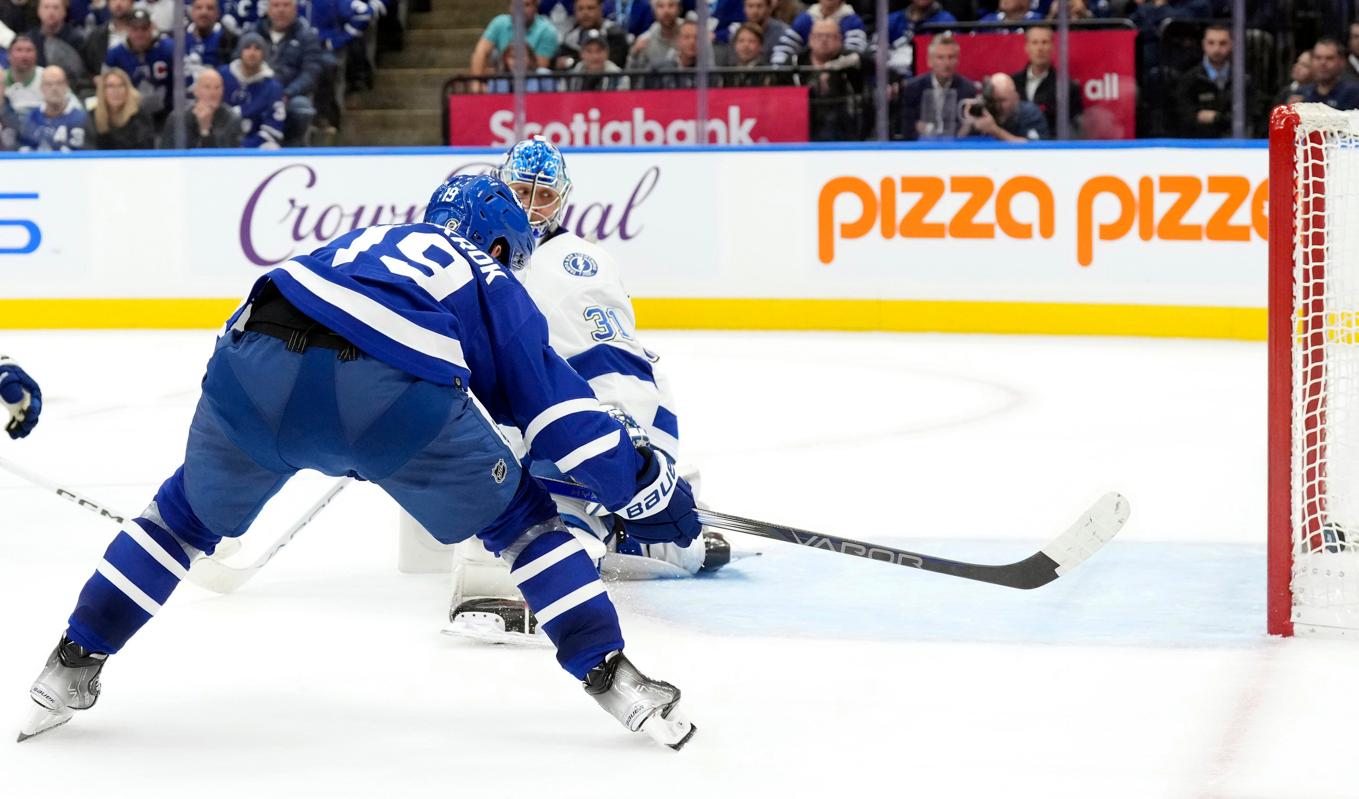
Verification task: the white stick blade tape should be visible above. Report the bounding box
[1043,492,1131,576]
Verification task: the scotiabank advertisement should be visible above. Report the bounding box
[915,30,1137,139]
[448,87,810,146]
[0,144,1268,336]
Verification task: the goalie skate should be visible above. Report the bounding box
[442,597,551,647]
[18,635,107,743]
[584,651,696,751]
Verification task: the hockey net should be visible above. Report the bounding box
[1269,104,1359,637]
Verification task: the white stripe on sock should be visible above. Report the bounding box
[96,560,163,617]
[510,538,584,586]
[121,523,188,580]
[533,580,606,626]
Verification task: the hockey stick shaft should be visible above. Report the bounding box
[533,475,1130,590]
[0,453,349,594]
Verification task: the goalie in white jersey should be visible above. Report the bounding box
[428,137,729,643]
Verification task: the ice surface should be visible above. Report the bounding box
[1,329,1356,798]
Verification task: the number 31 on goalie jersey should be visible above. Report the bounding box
[583,306,634,343]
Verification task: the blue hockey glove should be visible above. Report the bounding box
[0,357,41,439]
[618,447,700,547]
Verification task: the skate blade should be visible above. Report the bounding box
[641,706,696,751]
[441,620,552,648]
[17,704,73,743]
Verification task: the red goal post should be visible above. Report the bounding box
[1269,103,1359,638]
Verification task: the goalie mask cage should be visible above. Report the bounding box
[1269,103,1359,638]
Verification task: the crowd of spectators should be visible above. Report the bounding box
[0,0,397,151]
[460,0,1359,142]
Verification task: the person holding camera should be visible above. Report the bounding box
[959,72,1048,142]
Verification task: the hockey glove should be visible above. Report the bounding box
[0,357,41,439]
[617,447,700,548]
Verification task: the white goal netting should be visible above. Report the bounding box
[1288,104,1359,636]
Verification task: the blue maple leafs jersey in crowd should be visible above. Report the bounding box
[104,37,176,109]
[247,222,645,511]
[19,99,87,151]
[219,62,285,147]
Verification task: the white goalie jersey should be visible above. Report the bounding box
[503,229,681,462]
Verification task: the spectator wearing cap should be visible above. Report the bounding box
[87,65,153,148]
[566,27,628,89]
[103,8,174,119]
[161,66,241,147]
[471,0,559,85]
[219,29,284,146]
[886,0,955,73]
[555,0,627,69]
[0,0,37,38]
[1011,25,1080,136]
[19,64,85,150]
[4,34,42,117]
[186,0,237,81]
[1300,37,1359,112]
[30,0,86,85]
[720,0,786,65]
[82,0,133,77]
[249,0,322,145]
[771,0,867,67]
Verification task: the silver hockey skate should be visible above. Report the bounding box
[18,635,108,742]
[583,652,696,751]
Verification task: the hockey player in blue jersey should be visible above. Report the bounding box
[19,174,701,750]
[0,355,42,438]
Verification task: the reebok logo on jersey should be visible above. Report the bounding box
[492,458,508,484]
[563,253,598,277]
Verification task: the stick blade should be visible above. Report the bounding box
[1041,491,1131,579]
[186,557,257,594]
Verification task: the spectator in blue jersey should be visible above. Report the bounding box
[4,35,42,117]
[958,72,1048,141]
[81,0,133,79]
[309,0,373,107]
[87,65,153,147]
[886,0,954,73]
[770,0,866,67]
[721,0,786,64]
[30,0,86,86]
[19,65,87,150]
[161,67,242,147]
[554,0,627,70]
[0,0,38,38]
[625,0,679,70]
[103,9,173,120]
[470,0,559,89]
[899,32,974,139]
[185,0,237,83]
[250,0,321,145]
[220,31,284,147]
[978,0,1040,27]
[1300,38,1359,112]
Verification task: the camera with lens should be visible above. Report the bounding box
[964,76,1002,120]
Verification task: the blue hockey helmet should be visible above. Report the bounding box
[497,135,572,235]
[424,174,536,272]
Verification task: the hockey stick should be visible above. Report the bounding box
[0,454,350,594]
[534,475,1130,590]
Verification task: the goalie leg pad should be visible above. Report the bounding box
[503,522,623,679]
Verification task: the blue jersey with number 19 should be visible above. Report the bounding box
[240,222,645,511]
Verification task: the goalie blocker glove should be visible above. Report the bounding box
[615,447,700,547]
[0,356,41,439]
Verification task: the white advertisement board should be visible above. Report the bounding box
[0,144,1269,335]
